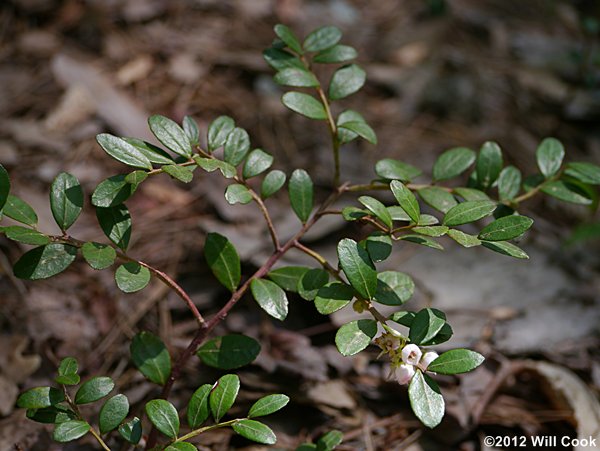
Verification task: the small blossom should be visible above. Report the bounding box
[395,363,415,385]
[402,344,422,366]
[419,351,439,371]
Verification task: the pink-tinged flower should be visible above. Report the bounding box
[395,363,416,385]
[402,344,422,366]
[419,351,439,371]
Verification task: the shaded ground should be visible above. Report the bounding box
[1,1,600,450]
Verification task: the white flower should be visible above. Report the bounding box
[418,351,439,371]
[401,344,422,366]
[395,363,415,385]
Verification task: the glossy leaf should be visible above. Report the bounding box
[432,147,476,181]
[375,159,422,182]
[0,163,9,211]
[125,170,148,184]
[343,206,368,221]
[536,137,564,178]
[267,266,310,293]
[453,187,489,201]
[390,311,416,328]
[56,357,79,385]
[224,127,250,166]
[210,374,240,422]
[317,430,343,450]
[390,180,420,223]
[314,282,354,314]
[50,172,83,231]
[335,319,377,356]
[482,240,529,259]
[208,116,235,152]
[337,238,377,300]
[400,234,443,250]
[3,226,49,246]
[145,399,179,438]
[408,371,444,429]
[314,45,357,63]
[282,92,327,120]
[478,215,533,241]
[96,133,152,170]
[274,68,319,87]
[564,162,600,185]
[163,164,194,183]
[541,180,593,205]
[187,384,212,428]
[99,394,129,433]
[197,334,261,369]
[53,420,90,442]
[427,349,485,375]
[204,232,241,292]
[148,115,192,157]
[418,187,457,213]
[26,405,75,424]
[91,175,136,207]
[81,242,116,270]
[358,196,392,228]
[13,244,77,280]
[263,48,304,71]
[417,214,440,226]
[373,271,414,306]
[476,141,503,189]
[421,322,454,346]
[233,419,276,445]
[194,156,236,179]
[122,138,175,165]
[447,229,481,248]
[413,225,448,237]
[96,204,132,249]
[130,331,171,385]
[328,64,366,100]
[250,278,288,321]
[387,206,410,221]
[183,116,200,145]
[303,26,342,52]
[115,262,151,293]
[248,394,290,418]
[3,194,37,226]
[442,200,496,226]
[274,24,303,54]
[338,121,377,144]
[409,308,446,345]
[75,377,114,405]
[243,149,274,179]
[261,170,286,198]
[118,417,142,444]
[225,183,252,205]
[363,232,392,262]
[298,268,329,301]
[336,110,365,143]
[289,169,313,222]
[498,166,522,201]
[166,443,197,451]
[17,387,64,409]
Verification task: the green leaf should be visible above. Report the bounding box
[413,225,448,237]
[408,371,444,429]
[418,187,457,214]
[316,430,344,450]
[387,206,410,221]
[564,162,600,185]
[233,419,276,445]
[274,24,303,54]
[447,229,481,248]
[74,377,114,405]
[225,184,252,205]
[130,331,171,385]
[204,232,241,292]
[335,319,377,356]
[115,262,151,293]
[243,149,274,179]
[145,399,180,439]
[56,357,80,385]
[336,110,366,144]
[267,266,310,293]
[125,170,148,184]
[263,48,304,71]
[250,278,288,321]
[224,127,251,166]
[50,172,83,231]
[26,405,76,424]
[373,271,415,306]
[96,204,132,249]
[432,147,476,181]
[315,282,354,314]
[390,180,420,223]
[282,92,327,120]
[3,194,37,226]
[421,323,454,346]
[118,417,142,444]
[210,374,240,422]
[166,443,198,451]
[314,45,357,63]
[303,26,342,52]
[81,242,116,270]
[298,268,329,301]
[148,115,192,157]
[3,226,50,245]
[183,116,200,145]
[536,137,564,178]
[289,169,314,223]
[400,234,443,250]
[478,215,533,241]
[337,238,377,300]
[193,156,236,179]
[342,206,368,221]
[261,170,287,198]
[363,232,392,262]
[248,394,290,418]
[197,334,261,369]
[91,175,136,207]
[481,240,529,259]
[99,394,129,433]
[409,308,446,345]
[338,121,377,144]
[476,141,503,189]
[358,196,392,228]
[541,180,593,205]
[163,164,194,183]
[498,166,522,201]
[375,159,422,182]
[13,244,77,280]
[208,116,235,152]
[17,387,64,409]
[328,64,366,100]
[53,420,90,442]
[442,200,496,226]
[274,68,319,87]
[122,138,175,165]
[187,384,212,428]
[96,133,152,170]
[0,163,9,211]
[417,214,440,226]
[428,349,485,375]
[389,311,416,328]
[453,187,489,201]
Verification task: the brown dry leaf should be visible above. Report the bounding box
[307,380,357,410]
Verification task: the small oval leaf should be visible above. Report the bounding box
[145,399,180,439]
[196,334,261,370]
[210,374,240,422]
[75,376,114,405]
[204,232,241,292]
[130,331,171,385]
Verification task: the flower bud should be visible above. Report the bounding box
[401,344,422,366]
[395,363,415,385]
[419,351,439,371]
